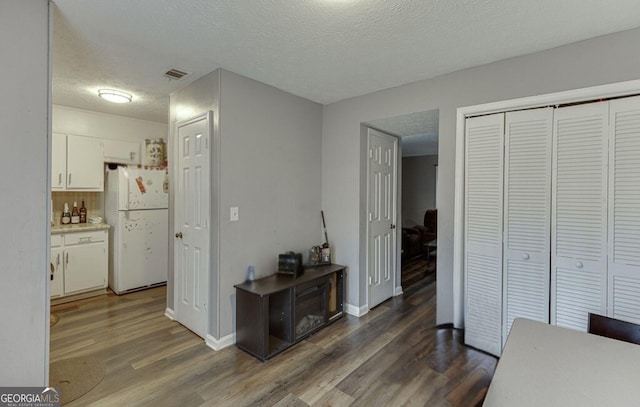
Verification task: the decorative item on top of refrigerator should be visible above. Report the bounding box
[145,138,166,167]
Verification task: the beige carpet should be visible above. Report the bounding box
[50,356,104,405]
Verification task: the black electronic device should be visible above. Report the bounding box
[278,252,303,277]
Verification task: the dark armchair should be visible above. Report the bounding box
[402,227,423,259]
[401,209,437,259]
[414,209,437,243]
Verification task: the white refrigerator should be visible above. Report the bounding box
[105,166,169,294]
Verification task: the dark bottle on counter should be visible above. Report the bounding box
[71,201,80,224]
[61,203,71,225]
[79,200,87,223]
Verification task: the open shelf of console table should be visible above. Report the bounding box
[234,264,346,361]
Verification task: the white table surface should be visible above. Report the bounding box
[484,318,640,407]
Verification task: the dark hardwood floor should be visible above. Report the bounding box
[50,278,496,406]
[401,254,435,292]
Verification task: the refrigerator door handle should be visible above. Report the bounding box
[119,168,130,210]
[125,178,130,210]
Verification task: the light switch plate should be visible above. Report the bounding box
[230,206,239,221]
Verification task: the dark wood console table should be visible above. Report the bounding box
[234,264,346,361]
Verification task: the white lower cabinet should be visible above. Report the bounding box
[50,240,64,298]
[50,229,108,298]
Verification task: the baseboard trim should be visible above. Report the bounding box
[205,333,235,351]
[164,307,175,320]
[345,303,369,317]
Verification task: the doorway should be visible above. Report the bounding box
[363,109,440,298]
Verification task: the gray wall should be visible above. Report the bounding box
[169,69,221,337]
[217,70,323,337]
[0,0,49,385]
[402,155,437,227]
[169,69,323,339]
[322,27,640,323]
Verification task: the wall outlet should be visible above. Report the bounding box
[230,206,239,222]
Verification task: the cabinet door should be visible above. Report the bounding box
[102,138,140,165]
[464,113,504,356]
[64,243,107,294]
[551,102,608,331]
[608,96,640,324]
[51,133,67,190]
[66,135,104,190]
[50,247,64,298]
[502,108,553,344]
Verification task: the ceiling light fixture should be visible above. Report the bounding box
[98,89,132,103]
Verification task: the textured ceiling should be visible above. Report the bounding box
[366,110,439,157]
[52,0,640,123]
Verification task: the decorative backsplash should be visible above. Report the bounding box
[51,191,103,226]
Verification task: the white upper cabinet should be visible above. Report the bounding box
[66,134,103,190]
[51,132,67,190]
[102,138,140,165]
[51,133,104,191]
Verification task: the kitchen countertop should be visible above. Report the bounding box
[51,223,110,234]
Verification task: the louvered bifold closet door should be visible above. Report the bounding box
[464,113,504,356]
[608,96,640,325]
[502,108,552,345]
[551,102,608,331]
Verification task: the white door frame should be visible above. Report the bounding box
[453,79,640,328]
[363,126,401,312]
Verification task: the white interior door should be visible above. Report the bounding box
[367,128,397,309]
[464,113,504,357]
[502,108,553,344]
[551,102,608,331]
[608,96,640,324]
[175,113,211,338]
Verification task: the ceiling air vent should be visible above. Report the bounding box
[164,68,189,80]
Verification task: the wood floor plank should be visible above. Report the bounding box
[273,393,310,407]
[310,387,354,407]
[305,304,391,349]
[445,366,493,407]
[50,282,497,406]
[129,331,203,369]
[294,331,396,405]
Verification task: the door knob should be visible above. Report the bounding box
[576,261,583,268]
[522,253,530,260]
[175,232,183,239]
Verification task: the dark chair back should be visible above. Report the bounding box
[588,313,640,345]
[424,209,437,234]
